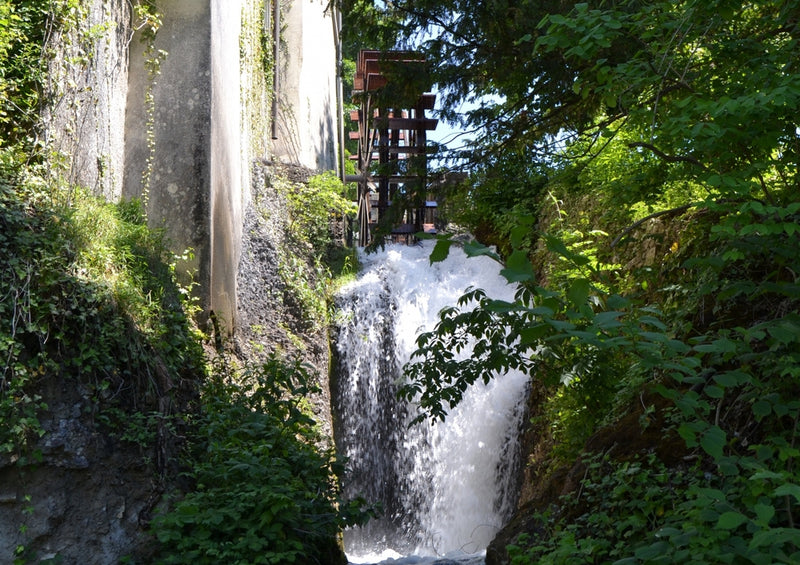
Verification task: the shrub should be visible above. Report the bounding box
[151,355,368,565]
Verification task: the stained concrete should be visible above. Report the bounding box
[273,0,339,171]
[42,0,339,334]
[42,0,340,333]
[43,0,132,200]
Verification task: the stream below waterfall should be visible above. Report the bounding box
[332,242,530,565]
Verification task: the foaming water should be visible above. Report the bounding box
[333,242,529,564]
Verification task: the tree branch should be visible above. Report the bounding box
[610,202,697,248]
[628,141,708,170]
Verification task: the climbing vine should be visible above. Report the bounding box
[132,0,165,208]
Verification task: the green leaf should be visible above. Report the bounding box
[694,337,738,354]
[700,425,726,460]
[638,315,666,330]
[634,541,670,560]
[429,239,454,264]
[753,503,775,527]
[716,511,748,530]
[509,215,535,247]
[606,294,630,309]
[752,399,772,419]
[750,527,800,549]
[484,300,521,313]
[767,322,800,345]
[463,239,501,261]
[678,423,698,446]
[593,310,624,329]
[774,483,800,503]
[567,278,591,307]
[712,370,751,388]
[519,324,551,343]
[500,250,536,282]
[695,487,727,501]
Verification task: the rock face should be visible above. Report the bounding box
[235,161,336,441]
[0,381,161,564]
[43,0,133,201]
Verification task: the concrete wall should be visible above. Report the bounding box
[43,0,132,200]
[123,0,215,318]
[123,0,246,332]
[210,0,245,333]
[273,0,339,171]
[44,0,340,334]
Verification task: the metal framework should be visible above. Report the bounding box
[347,50,438,246]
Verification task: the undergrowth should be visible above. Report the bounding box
[151,355,369,565]
[0,155,204,468]
[1,156,366,563]
[276,170,357,330]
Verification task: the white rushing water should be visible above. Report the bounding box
[333,242,530,565]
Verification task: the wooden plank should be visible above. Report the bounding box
[365,73,388,91]
[350,152,408,160]
[418,93,436,110]
[357,50,382,74]
[385,146,427,155]
[349,110,360,121]
[365,175,427,183]
[383,118,438,130]
[391,224,416,234]
[348,131,360,140]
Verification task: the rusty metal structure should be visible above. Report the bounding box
[347,50,439,246]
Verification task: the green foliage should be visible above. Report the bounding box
[278,252,330,329]
[276,171,357,329]
[0,154,204,465]
[284,171,356,252]
[380,4,800,560]
[0,0,50,150]
[151,355,368,565]
[340,0,402,60]
[508,452,800,564]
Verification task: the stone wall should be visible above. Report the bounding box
[42,0,132,200]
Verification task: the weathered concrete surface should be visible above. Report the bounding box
[123,0,215,319]
[210,0,246,334]
[273,0,339,170]
[43,0,340,333]
[43,0,132,200]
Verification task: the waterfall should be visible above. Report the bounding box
[332,242,530,564]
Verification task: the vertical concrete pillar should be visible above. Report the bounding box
[123,0,243,333]
[210,0,244,333]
